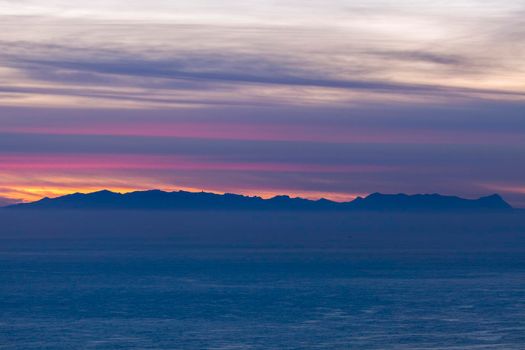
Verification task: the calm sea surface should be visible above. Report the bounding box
[1,241,524,349]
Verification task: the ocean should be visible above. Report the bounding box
[1,242,524,349]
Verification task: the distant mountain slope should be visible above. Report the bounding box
[350,193,512,211]
[5,190,513,211]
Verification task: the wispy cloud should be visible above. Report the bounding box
[0,1,524,205]
[1,2,524,108]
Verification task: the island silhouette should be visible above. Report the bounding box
[5,190,513,211]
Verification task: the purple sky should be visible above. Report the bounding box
[1,1,524,206]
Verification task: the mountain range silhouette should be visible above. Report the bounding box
[6,190,513,211]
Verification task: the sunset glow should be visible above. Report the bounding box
[1,0,524,207]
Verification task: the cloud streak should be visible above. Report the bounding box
[0,1,524,206]
[1,2,524,108]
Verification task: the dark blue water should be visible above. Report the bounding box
[1,244,524,349]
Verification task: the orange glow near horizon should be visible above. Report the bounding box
[0,153,382,204]
[0,184,363,204]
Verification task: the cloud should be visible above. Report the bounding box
[1,3,524,109]
[368,50,467,66]
[0,196,21,207]
[0,132,523,175]
[0,2,524,206]
[2,102,525,141]
[12,57,505,96]
[2,40,523,101]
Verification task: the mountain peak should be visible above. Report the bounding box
[477,193,512,208]
[91,189,118,195]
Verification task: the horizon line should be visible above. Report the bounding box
[4,188,510,206]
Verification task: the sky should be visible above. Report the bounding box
[0,0,524,206]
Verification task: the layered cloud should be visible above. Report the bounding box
[1,0,524,108]
[0,0,524,206]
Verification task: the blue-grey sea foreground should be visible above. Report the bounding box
[1,210,524,349]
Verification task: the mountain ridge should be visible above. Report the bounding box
[4,190,513,211]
